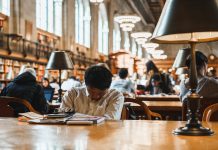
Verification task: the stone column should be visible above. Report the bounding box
[90,4,99,58]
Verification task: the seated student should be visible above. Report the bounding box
[180,51,218,102]
[110,68,135,96]
[59,65,124,120]
[0,68,48,114]
[42,77,52,89]
[61,76,81,91]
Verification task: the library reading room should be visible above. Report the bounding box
[1,0,218,149]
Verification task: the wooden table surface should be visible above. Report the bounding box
[144,101,182,111]
[0,118,217,150]
[137,95,180,101]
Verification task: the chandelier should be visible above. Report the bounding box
[131,32,152,39]
[152,54,167,59]
[150,50,164,55]
[114,14,141,31]
[90,0,104,4]
[142,43,159,49]
[135,38,148,45]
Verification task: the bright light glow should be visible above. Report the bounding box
[146,48,155,53]
[131,32,152,39]
[152,54,167,59]
[142,43,159,49]
[114,14,141,31]
[150,50,164,55]
[90,0,104,3]
[135,38,147,45]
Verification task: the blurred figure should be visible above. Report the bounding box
[61,76,81,91]
[0,68,48,114]
[42,77,52,89]
[145,60,174,95]
[50,77,59,93]
[110,68,135,96]
[180,51,218,102]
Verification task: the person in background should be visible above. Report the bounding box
[50,77,59,93]
[0,68,48,114]
[145,73,164,95]
[61,76,81,91]
[60,65,124,120]
[42,77,52,89]
[145,60,174,95]
[110,68,135,96]
[180,51,218,102]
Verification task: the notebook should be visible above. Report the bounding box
[43,88,55,102]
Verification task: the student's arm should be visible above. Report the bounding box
[104,91,124,120]
[59,89,77,112]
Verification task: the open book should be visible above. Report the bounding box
[26,113,105,125]
[66,113,105,125]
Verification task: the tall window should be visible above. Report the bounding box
[137,45,143,58]
[75,0,91,47]
[36,0,63,36]
[98,3,108,55]
[0,0,10,16]
[124,31,130,51]
[131,38,137,56]
[113,22,121,51]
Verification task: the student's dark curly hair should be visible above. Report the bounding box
[118,68,128,79]
[85,65,112,90]
[186,51,208,72]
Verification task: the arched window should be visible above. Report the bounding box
[36,0,63,36]
[0,0,10,16]
[75,0,90,47]
[124,31,130,51]
[83,0,91,48]
[137,45,143,58]
[98,3,109,55]
[131,38,137,56]
[113,22,121,51]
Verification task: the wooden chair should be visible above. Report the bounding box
[0,96,39,117]
[182,98,218,121]
[202,103,218,122]
[121,97,162,120]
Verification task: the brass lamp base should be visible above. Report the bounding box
[173,126,214,136]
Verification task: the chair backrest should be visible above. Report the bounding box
[182,98,218,121]
[202,103,218,122]
[122,97,152,120]
[0,96,39,117]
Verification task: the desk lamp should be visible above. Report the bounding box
[151,0,218,135]
[46,51,73,102]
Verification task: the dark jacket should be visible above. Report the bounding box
[0,72,48,114]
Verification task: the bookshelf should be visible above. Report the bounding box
[0,58,46,90]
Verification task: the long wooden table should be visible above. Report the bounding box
[136,95,180,101]
[0,118,218,149]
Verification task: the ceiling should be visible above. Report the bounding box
[127,0,165,25]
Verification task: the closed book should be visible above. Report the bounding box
[66,113,105,125]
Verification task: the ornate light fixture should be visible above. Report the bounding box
[135,38,147,45]
[90,0,104,4]
[114,14,141,31]
[142,43,159,49]
[151,0,218,136]
[150,49,164,55]
[131,32,152,39]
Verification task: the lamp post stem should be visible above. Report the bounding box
[58,69,62,103]
[173,42,214,136]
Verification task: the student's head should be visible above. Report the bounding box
[42,77,50,88]
[118,68,128,79]
[85,65,112,101]
[186,51,208,76]
[151,74,162,87]
[146,60,159,74]
[23,68,36,78]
